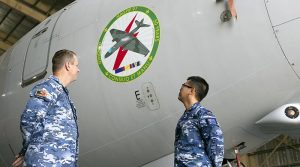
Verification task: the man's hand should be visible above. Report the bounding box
[12,154,24,167]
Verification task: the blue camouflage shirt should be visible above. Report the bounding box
[174,102,224,167]
[19,75,79,167]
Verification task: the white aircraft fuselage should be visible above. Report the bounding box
[1,0,300,166]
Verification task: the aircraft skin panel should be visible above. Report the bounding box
[265,0,300,26]
[141,153,174,167]
[265,0,300,78]
[1,0,300,166]
[272,19,300,77]
[79,110,177,166]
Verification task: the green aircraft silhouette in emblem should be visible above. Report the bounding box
[105,19,150,58]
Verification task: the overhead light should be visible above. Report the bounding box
[1,94,6,97]
[285,106,299,119]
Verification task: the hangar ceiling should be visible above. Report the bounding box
[0,0,75,57]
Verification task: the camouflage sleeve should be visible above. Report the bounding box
[199,117,224,167]
[19,84,56,156]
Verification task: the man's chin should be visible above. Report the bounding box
[71,78,77,83]
[73,76,79,81]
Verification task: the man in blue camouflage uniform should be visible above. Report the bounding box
[12,49,80,167]
[175,76,224,167]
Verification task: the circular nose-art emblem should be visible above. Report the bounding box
[97,6,160,82]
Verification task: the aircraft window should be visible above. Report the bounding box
[32,27,48,39]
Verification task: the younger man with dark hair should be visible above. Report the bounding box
[175,76,224,167]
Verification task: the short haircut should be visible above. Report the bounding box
[52,49,76,73]
[187,76,209,102]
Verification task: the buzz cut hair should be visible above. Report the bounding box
[187,76,209,102]
[52,49,76,73]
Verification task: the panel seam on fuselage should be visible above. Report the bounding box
[264,0,300,79]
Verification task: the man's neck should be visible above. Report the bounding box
[53,73,70,87]
[183,99,198,111]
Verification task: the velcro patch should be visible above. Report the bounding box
[206,118,217,125]
[34,88,49,98]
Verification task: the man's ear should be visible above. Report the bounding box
[65,62,71,71]
[191,87,197,95]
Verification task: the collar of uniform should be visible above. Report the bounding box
[49,75,69,94]
[49,75,63,85]
[187,102,200,112]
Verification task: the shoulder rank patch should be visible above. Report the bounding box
[34,88,49,98]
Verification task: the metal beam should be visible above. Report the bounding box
[46,0,58,16]
[3,16,26,41]
[0,21,19,43]
[33,0,42,6]
[0,40,11,51]
[259,135,288,167]
[0,30,18,44]
[0,0,47,22]
[0,8,12,25]
[20,0,51,15]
